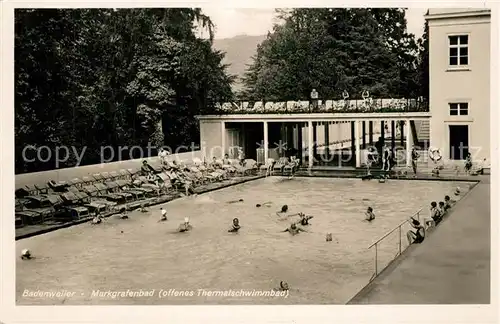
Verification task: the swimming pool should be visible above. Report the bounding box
[16,177,474,305]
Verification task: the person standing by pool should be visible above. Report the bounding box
[365,207,375,222]
[228,218,241,233]
[407,218,425,244]
[411,146,419,176]
[464,153,473,175]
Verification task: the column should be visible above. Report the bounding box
[350,121,355,160]
[308,120,314,168]
[405,119,412,167]
[221,121,226,158]
[297,123,303,165]
[362,121,366,149]
[312,122,317,159]
[355,120,361,167]
[324,121,330,160]
[380,121,385,145]
[369,121,373,145]
[391,120,396,153]
[263,121,269,163]
[400,120,405,145]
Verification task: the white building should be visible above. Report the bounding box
[426,8,491,162]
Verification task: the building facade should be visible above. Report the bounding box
[426,8,491,162]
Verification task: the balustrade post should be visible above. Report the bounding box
[375,243,378,276]
[399,225,402,255]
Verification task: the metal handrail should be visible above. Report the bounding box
[368,208,423,281]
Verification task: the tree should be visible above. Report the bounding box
[417,14,429,99]
[15,8,234,173]
[241,8,420,101]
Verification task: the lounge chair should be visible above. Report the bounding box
[92,173,105,182]
[47,180,69,192]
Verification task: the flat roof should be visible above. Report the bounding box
[425,8,491,20]
[196,112,432,123]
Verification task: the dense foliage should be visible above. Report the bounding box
[240,8,425,101]
[15,9,234,173]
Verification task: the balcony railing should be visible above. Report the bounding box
[208,98,429,115]
[368,208,423,282]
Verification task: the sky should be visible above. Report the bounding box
[201,8,429,39]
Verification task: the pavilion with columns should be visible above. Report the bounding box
[196,98,430,169]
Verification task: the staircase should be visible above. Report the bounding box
[412,120,430,145]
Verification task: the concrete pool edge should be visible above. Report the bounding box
[15,175,266,241]
[294,173,484,182]
[345,180,483,304]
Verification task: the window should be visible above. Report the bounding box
[449,103,469,116]
[448,35,469,66]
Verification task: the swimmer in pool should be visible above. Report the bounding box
[365,207,375,222]
[297,213,313,226]
[256,202,272,208]
[91,215,103,225]
[228,218,241,233]
[178,217,193,232]
[283,223,306,235]
[227,199,244,204]
[21,249,33,260]
[276,204,290,217]
[158,208,167,222]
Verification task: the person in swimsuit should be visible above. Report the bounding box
[159,208,167,222]
[227,199,244,204]
[91,215,103,225]
[21,249,33,260]
[425,201,440,228]
[297,213,313,226]
[365,207,375,222]
[178,217,193,232]
[276,204,289,217]
[464,153,473,175]
[407,218,425,244]
[438,201,446,219]
[411,146,419,176]
[228,218,241,233]
[283,223,306,235]
[444,195,455,211]
[256,202,272,208]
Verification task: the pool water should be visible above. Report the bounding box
[16,177,473,305]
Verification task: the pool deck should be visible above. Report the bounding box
[348,175,490,304]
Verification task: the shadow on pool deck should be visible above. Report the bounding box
[348,176,490,304]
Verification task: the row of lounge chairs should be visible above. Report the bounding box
[15,157,268,228]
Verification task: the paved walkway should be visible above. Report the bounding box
[349,176,490,304]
